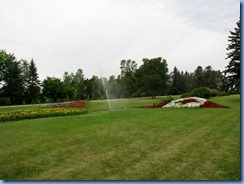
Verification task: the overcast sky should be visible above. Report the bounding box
[0,0,240,80]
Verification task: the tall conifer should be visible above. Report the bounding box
[225,19,240,93]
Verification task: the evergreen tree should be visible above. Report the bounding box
[19,59,30,102]
[193,66,205,88]
[182,71,194,93]
[224,19,240,93]
[170,67,181,95]
[26,59,41,103]
[203,66,219,89]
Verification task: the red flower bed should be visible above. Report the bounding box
[200,101,228,108]
[56,100,86,109]
[179,98,198,104]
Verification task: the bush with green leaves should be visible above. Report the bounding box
[210,89,219,97]
[218,91,230,96]
[181,93,191,98]
[191,87,211,99]
[159,96,174,104]
[0,98,11,106]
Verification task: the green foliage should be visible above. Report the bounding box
[136,57,169,98]
[159,96,174,104]
[0,51,24,105]
[0,97,11,106]
[210,89,219,97]
[170,67,193,95]
[224,19,240,93]
[191,87,211,99]
[217,91,229,97]
[107,75,122,99]
[120,59,137,98]
[42,77,65,102]
[181,93,191,98]
[25,59,41,104]
[0,49,231,104]
[0,51,41,105]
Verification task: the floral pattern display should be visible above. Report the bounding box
[136,97,228,109]
[162,97,207,108]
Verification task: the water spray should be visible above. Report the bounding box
[105,89,112,112]
[98,64,112,112]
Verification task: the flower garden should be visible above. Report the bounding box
[0,98,229,122]
[137,97,228,109]
[46,100,86,109]
[0,101,87,122]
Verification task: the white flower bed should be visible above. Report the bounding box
[162,97,207,108]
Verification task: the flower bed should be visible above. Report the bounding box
[136,97,228,109]
[200,101,229,108]
[0,107,87,122]
[162,97,207,108]
[46,100,86,109]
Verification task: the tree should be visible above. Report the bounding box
[25,59,41,103]
[193,66,205,88]
[170,67,182,95]
[0,50,7,87]
[19,59,30,102]
[42,77,65,102]
[203,66,219,90]
[107,75,122,99]
[88,75,100,100]
[73,69,85,100]
[0,51,24,105]
[136,57,169,98]
[120,59,137,77]
[224,19,240,93]
[63,71,75,100]
[120,59,137,97]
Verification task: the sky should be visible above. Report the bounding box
[0,0,240,81]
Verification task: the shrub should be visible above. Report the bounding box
[159,96,174,104]
[181,93,191,98]
[210,89,219,97]
[0,98,11,106]
[217,91,229,96]
[191,87,211,99]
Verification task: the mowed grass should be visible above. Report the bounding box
[0,95,240,180]
[0,104,46,113]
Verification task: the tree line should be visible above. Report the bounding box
[0,19,240,105]
[0,52,234,105]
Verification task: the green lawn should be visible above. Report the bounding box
[0,95,240,180]
[0,104,46,113]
